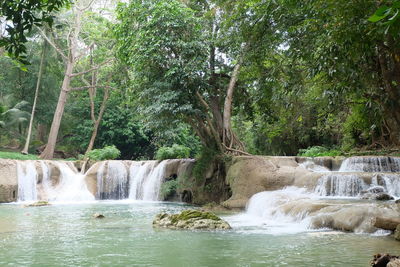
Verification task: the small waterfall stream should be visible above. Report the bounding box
[17,161,38,202]
[96,161,129,200]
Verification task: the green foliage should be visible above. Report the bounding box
[160,180,178,200]
[85,145,121,161]
[192,146,218,183]
[0,151,39,160]
[369,2,400,34]
[155,144,190,160]
[298,146,342,157]
[0,0,70,63]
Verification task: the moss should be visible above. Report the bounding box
[26,201,50,207]
[171,209,221,224]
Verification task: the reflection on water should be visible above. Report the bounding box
[0,201,399,267]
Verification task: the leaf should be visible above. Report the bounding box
[368,6,391,22]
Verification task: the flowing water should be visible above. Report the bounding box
[6,156,400,266]
[0,201,398,267]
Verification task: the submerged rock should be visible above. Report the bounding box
[371,254,400,267]
[153,209,231,230]
[25,201,50,207]
[93,213,105,219]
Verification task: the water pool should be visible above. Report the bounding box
[0,201,399,267]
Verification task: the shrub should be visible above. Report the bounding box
[297,146,341,157]
[85,145,121,161]
[155,144,190,160]
[160,180,178,200]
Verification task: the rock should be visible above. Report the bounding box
[388,259,400,267]
[222,156,301,209]
[362,192,394,201]
[371,254,400,267]
[93,213,105,219]
[0,159,18,203]
[25,201,50,207]
[395,199,400,204]
[153,209,231,230]
[394,225,400,241]
[374,217,400,231]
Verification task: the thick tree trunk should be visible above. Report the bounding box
[22,40,46,155]
[40,62,73,159]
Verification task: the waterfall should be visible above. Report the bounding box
[50,162,95,202]
[339,157,400,172]
[142,161,167,201]
[17,161,38,202]
[238,187,315,234]
[300,160,330,172]
[314,174,368,197]
[128,161,157,200]
[371,174,400,197]
[128,161,168,201]
[96,161,128,200]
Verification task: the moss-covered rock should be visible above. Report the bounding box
[153,209,231,230]
[25,201,50,207]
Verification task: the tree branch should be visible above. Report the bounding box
[69,59,112,77]
[70,85,114,91]
[36,27,68,61]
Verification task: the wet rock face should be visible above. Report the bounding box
[0,160,18,202]
[362,192,394,201]
[153,209,231,230]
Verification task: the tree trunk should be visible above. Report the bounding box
[84,88,109,154]
[37,124,47,142]
[22,39,46,155]
[40,61,73,159]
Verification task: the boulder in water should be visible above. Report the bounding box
[153,209,231,230]
[25,201,50,207]
[371,254,400,267]
[93,213,105,219]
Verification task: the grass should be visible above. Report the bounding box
[0,151,40,160]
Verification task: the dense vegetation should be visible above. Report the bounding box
[1,0,399,160]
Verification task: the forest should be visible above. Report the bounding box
[1,0,400,161]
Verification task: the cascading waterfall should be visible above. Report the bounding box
[142,161,168,201]
[314,174,368,197]
[128,161,157,200]
[50,162,95,202]
[14,159,186,202]
[96,161,128,200]
[17,161,38,202]
[339,157,400,172]
[306,156,400,197]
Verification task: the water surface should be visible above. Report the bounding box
[0,201,399,266]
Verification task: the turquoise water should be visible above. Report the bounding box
[0,201,399,267]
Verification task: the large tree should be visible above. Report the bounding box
[115,0,260,155]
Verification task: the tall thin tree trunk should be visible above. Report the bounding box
[22,39,46,155]
[40,61,73,159]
